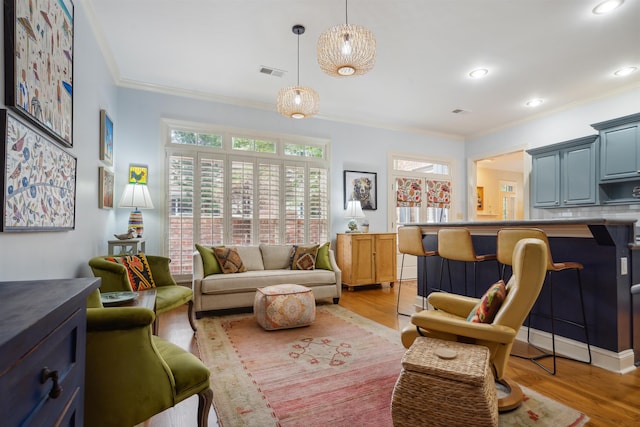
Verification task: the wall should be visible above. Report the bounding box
[114,88,466,254]
[467,87,640,224]
[0,2,119,281]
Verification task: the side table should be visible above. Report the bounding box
[107,238,146,255]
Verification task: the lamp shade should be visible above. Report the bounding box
[277,85,320,119]
[119,184,154,209]
[345,200,365,219]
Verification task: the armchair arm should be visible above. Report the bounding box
[88,256,133,292]
[428,292,479,318]
[410,311,516,344]
[87,307,155,331]
[145,255,178,287]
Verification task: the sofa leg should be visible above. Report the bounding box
[197,388,214,427]
[188,300,198,332]
[333,298,340,304]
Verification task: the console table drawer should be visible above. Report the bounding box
[0,308,85,427]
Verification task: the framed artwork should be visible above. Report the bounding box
[1,109,77,231]
[99,167,114,209]
[99,110,113,165]
[344,170,377,210]
[4,0,75,147]
[128,164,148,184]
[477,186,484,210]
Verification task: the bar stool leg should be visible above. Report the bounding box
[396,253,409,316]
[575,269,592,364]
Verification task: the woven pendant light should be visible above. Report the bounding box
[317,0,376,77]
[277,25,320,119]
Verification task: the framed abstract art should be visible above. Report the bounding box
[4,0,75,147]
[1,109,77,231]
[344,170,377,210]
[99,167,114,209]
[99,110,113,165]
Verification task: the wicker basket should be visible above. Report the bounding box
[391,337,498,427]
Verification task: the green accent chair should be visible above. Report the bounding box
[85,289,213,427]
[89,255,197,332]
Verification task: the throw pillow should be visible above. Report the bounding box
[195,244,222,276]
[290,244,320,270]
[315,242,333,271]
[466,280,507,323]
[213,247,246,274]
[105,253,156,291]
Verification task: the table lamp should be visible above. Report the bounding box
[119,183,154,237]
[345,199,365,232]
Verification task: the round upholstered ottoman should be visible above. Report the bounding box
[254,284,316,330]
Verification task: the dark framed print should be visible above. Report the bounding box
[1,109,77,231]
[4,0,74,147]
[344,170,377,210]
[99,167,114,209]
[100,110,113,165]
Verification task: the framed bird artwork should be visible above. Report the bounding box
[128,164,148,185]
[1,109,77,231]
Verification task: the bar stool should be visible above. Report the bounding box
[496,227,592,375]
[396,226,438,316]
[437,228,499,297]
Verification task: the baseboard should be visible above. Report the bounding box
[516,327,636,374]
[410,295,636,375]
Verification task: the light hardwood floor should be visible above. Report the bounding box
[145,281,640,427]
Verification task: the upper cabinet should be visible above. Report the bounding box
[591,113,640,182]
[528,135,599,208]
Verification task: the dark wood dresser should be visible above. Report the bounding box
[0,278,100,426]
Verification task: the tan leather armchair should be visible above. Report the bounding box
[401,237,548,411]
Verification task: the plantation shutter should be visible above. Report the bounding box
[230,160,254,245]
[167,153,195,275]
[285,164,305,243]
[258,162,281,244]
[199,156,225,246]
[309,167,328,243]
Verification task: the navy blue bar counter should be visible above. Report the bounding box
[406,218,637,365]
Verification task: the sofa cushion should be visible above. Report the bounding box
[213,247,247,274]
[105,254,156,291]
[315,242,333,271]
[200,269,337,294]
[290,244,319,270]
[260,244,294,270]
[195,244,222,276]
[234,246,264,271]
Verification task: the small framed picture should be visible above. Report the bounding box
[100,110,114,165]
[344,170,377,210]
[128,164,148,184]
[99,167,114,209]
[477,186,484,210]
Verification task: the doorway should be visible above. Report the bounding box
[475,151,525,222]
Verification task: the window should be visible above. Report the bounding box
[391,155,452,228]
[165,122,329,276]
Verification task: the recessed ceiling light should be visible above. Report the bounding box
[614,66,638,77]
[592,0,625,15]
[469,68,489,79]
[526,99,544,107]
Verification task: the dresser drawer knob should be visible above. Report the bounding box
[40,367,63,399]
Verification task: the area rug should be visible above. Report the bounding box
[196,305,588,427]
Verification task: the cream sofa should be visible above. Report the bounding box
[193,244,341,318]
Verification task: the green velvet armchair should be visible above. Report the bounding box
[85,289,213,427]
[89,255,197,332]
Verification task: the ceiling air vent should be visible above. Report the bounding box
[259,66,286,78]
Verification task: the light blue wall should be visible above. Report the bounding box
[0,1,119,280]
[114,88,466,254]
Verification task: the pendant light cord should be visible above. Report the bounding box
[297,32,300,86]
[345,0,349,25]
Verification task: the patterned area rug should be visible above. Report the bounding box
[196,304,588,427]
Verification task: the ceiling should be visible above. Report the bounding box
[84,0,640,138]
